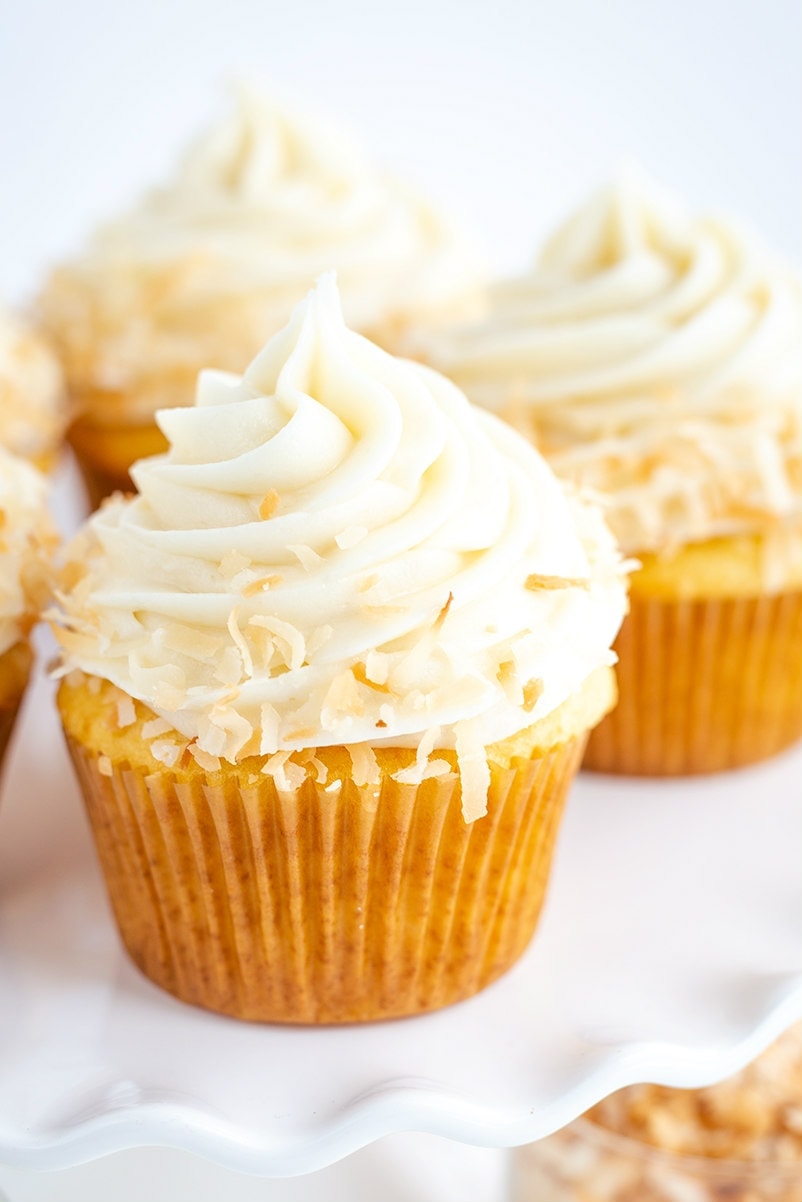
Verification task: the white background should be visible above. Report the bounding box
[1,0,799,306]
[0,2,799,1200]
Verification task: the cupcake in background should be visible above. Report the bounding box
[39,85,484,506]
[0,448,57,769]
[53,274,626,1024]
[0,307,66,470]
[421,172,802,775]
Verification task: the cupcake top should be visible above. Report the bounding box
[40,86,482,423]
[0,448,56,654]
[424,173,802,556]
[0,309,65,463]
[53,275,626,816]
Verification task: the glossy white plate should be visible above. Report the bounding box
[1,643,800,1176]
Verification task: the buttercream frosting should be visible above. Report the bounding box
[0,449,56,654]
[0,310,65,461]
[424,173,802,555]
[40,86,482,423]
[53,275,626,814]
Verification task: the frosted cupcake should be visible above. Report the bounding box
[424,174,802,775]
[53,275,626,1024]
[40,86,483,505]
[0,449,56,766]
[0,307,65,469]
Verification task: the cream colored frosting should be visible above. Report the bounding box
[54,275,626,813]
[0,449,55,654]
[40,86,482,423]
[425,174,802,556]
[0,310,65,461]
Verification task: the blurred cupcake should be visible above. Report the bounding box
[0,307,66,470]
[40,85,483,506]
[423,174,802,775]
[512,1023,802,1202]
[0,448,56,768]
[53,274,626,1024]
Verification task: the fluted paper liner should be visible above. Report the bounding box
[0,642,32,776]
[64,732,583,1023]
[585,589,802,776]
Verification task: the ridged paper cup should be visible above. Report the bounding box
[585,540,802,776]
[0,642,32,774]
[58,670,613,1024]
[68,406,169,508]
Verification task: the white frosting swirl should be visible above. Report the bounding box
[425,174,802,554]
[0,310,65,461]
[55,275,625,769]
[0,449,55,654]
[40,87,482,421]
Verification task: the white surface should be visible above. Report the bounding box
[0,1138,506,1202]
[1,0,800,304]
[0,518,800,1176]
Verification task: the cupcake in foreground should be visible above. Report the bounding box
[0,449,56,769]
[512,1023,802,1202]
[52,274,626,1024]
[40,85,483,506]
[423,173,802,775]
[0,307,66,469]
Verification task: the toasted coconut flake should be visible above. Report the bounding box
[364,650,390,686]
[321,670,365,730]
[152,681,187,711]
[150,739,182,767]
[98,754,113,778]
[335,525,368,550]
[393,726,441,785]
[227,606,254,677]
[213,646,244,686]
[142,717,172,739]
[259,701,280,756]
[352,661,390,693]
[163,625,223,660]
[522,678,544,713]
[422,758,452,779]
[288,543,322,572]
[347,743,381,787]
[433,591,454,631]
[115,694,136,728]
[297,752,328,785]
[60,560,87,592]
[258,490,281,520]
[455,719,490,823]
[261,750,306,791]
[241,575,280,598]
[525,572,590,591]
[249,614,305,671]
[188,744,221,772]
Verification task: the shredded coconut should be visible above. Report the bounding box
[335,525,368,549]
[454,719,491,822]
[97,754,113,777]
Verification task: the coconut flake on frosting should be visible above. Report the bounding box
[0,448,56,654]
[424,171,802,558]
[39,85,483,423]
[53,274,626,820]
[0,310,65,462]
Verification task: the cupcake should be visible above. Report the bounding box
[0,307,66,469]
[423,174,802,775]
[40,85,483,506]
[53,274,626,1024]
[0,448,56,768]
[513,1024,802,1202]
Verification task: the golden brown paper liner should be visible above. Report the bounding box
[584,590,802,775]
[0,641,32,775]
[63,731,584,1024]
[68,411,168,508]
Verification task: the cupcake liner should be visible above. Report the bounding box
[63,732,584,1024]
[0,642,32,778]
[584,589,802,775]
[68,411,168,507]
